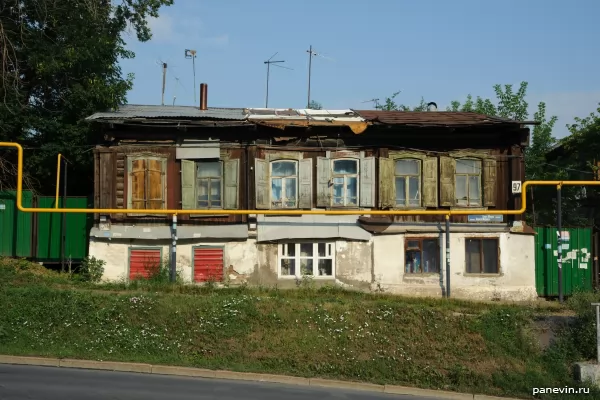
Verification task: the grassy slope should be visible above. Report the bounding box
[0,258,597,400]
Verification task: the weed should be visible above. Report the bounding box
[78,256,105,283]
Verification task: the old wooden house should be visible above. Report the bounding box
[86,95,538,301]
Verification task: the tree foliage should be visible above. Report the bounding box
[0,0,173,195]
[308,100,323,110]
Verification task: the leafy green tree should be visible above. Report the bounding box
[308,100,323,110]
[0,0,173,195]
[375,91,427,111]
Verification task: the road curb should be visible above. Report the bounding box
[0,355,522,400]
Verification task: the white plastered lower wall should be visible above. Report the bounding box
[372,232,537,301]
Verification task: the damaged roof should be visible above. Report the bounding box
[86,105,248,122]
[246,108,368,134]
[353,110,537,127]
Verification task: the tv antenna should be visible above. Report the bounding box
[306,45,333,108]
[361,98,380,109]
[263,52,293,108]
[184,49,197,104]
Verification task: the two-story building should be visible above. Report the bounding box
[85,100,538,301]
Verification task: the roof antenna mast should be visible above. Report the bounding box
[263,52,293,108]
[185,49,197,105]
[306,45,333,108]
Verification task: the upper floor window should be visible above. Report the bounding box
[181,159,239,210]
[127,156,167,211]
[455,159,481,206]
[271,160,298,209]
[197,162,222,209]
[395,159,421,207]
[255,157,312,210]
[332,159,358,206]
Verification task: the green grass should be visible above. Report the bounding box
[0,258,598,399]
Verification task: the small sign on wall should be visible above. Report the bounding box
[512,181,522,194]
[0,204,5,210]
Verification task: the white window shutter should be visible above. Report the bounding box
[359,156,375,207]
[298,158,313,209]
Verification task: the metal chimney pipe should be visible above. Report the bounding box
[200,83,208,110]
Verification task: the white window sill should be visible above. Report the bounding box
[463,273,502,278]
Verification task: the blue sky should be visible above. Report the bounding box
[121,0,600,138]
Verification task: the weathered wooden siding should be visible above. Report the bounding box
[94,145,246,224]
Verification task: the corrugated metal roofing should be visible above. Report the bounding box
[353,110,525,127]
[86,105,248,121]
[246,108,368,134]
[247,108,364,122]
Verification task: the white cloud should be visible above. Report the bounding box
[528,91,600,138]
[147,15,176,43]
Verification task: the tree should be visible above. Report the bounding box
[375,91,427,111]
[0,0,173,195]
[308,100,323,110]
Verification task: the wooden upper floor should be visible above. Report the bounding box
[90,107,531,225]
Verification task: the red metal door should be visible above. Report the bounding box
[129,249,161,280]
[193,247,224,282]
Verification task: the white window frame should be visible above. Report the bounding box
[331,158,359,207]
[394,158,422,207]
[277,242,335,278]
[195,160,223,209]
[270,160,299,209]
[455,158,482,207]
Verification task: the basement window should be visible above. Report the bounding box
[465,238,499,274]
[279,242,335,278]
[405,238,439,274]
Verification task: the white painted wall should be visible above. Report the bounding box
[88,238,257,283]
[89,232,536,301]
[373,232,537,301]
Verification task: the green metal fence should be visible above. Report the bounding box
[535,226,593,297]
[0,190,92,262]
[0,191,33,257]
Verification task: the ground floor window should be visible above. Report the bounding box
[405,238,439,273]
[279,242,335,277]
[465,238,499,274]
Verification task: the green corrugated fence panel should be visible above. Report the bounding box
[535,226,593,297]
[36,196,93,261]
[0,190,34,257]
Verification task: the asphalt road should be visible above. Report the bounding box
[0,364,448,400]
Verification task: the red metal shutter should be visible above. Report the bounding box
[129,249,161,280]
[193,247,224,282]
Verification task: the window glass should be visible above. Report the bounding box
[456,159,480,174]
[197,162,221,178]
[395,159,419,175]
[482,239,499,273]
[272,161,297,176]
[333,159,358,174]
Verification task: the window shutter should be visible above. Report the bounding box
[316,157,331,207]
[483,159,497,207]
[378,157,394,208]
[298,158,313,209]
[130,158,146,209]
[147,158,166,210]
[181,160,196,210]
[422,156,438,207]
[439,156,456,207]
[224,159,239,209]
[359,156,375,207]
[255,158,269,209]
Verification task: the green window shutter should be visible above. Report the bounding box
[224,159,239,209]
[378,157,394,208]
[181,160,196,210]
[422,156,438,207]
